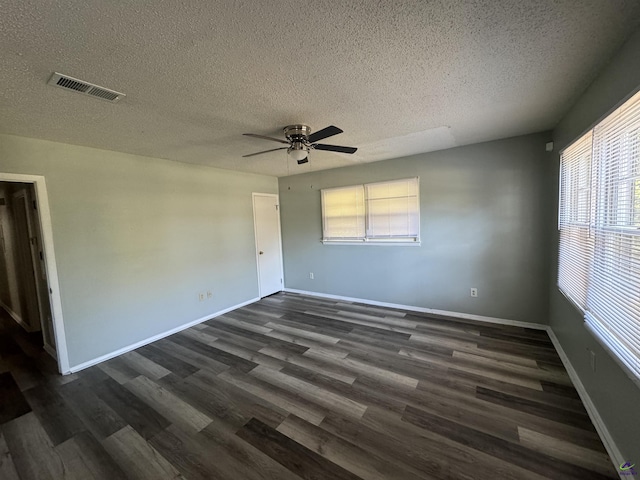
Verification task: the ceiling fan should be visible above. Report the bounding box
[243,125,357,164]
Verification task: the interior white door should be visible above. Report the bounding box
[12,190,42,331]
[24,188,56,353]
[253,194,283,298]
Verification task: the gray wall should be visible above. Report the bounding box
[0,134,277,368]
[550,29,640,464]
[279,132,553,324]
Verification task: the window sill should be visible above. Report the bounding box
[322,240,421,247]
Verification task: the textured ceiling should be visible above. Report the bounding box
[1,1,639,177]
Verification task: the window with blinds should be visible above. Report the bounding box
[558,89,640,383]
[321,177,420,244]
[558,131,593,308]
[321,185,365,240]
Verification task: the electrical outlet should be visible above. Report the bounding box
[470,288,478,298]
[207,290,213,299]
[589,349,596,372]
[309,272,314,280]
[198,292,205,302]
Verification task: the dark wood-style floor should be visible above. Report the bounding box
[0,292,617,479]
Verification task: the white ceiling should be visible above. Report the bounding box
[1,1,639,177]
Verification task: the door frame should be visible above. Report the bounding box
[251,193,284,298]
[0,173,69,374]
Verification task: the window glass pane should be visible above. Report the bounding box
[365,178,419,239]
[321,185,365,240]
[558,131,593,308]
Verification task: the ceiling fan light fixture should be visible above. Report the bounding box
[288,143,308,163]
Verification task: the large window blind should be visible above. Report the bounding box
[558,131,593,308]
[365,178,420,240]
[321,185,365,240]
[322,177,420,244]
[558,89,640,383]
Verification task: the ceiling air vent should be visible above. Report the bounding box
[47,72,125,103]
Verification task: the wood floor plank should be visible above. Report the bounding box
[277,414,428,480]
[280,363,407,416]
[200,420,302,480]
[259,345,358,384]
[102,425,185,480]
[237,417,363,480]
[476,386,595,431]
[208,338,288,370]
[517,426,616,477]
[55,431,128,480]
[0,431,20,480]
[1,412,65,480]
[150,424,248,480]
[125,375,213,432]
[265,330,350,358]
[321,408,544,480]
[0,372,32,424]
[22,383,86,446]
[217,368,328,426]
[250,365,368,419]
[453,350,571,384]
[265,321,342,344]
[58,377,127,440]
[402,405,616,479]
[153,337,230,375]
[97,356,141,384]
[215,315,274,334]
[55,436,107,480]
[135,343,200,378]
[305,349,420,389]
[188,369,289,429]
[170,333,259,373]
[399,347,545,390]
[158,373,250,431]
[91,376,171,440]
[120,351,172,380]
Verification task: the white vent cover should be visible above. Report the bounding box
[47,72,125,103]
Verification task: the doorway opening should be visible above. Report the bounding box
[0,175,68,373]
[252,193,284,298]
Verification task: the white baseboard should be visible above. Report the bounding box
[0,300,37,332]
[283,288,547,330]
[546,328,624,475]
[43,343,57,360]
[68,297,260,373]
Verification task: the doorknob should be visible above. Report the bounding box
[259,251,264,255]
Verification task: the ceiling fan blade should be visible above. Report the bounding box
[242,147,288,158]
[312,144,358,154]
[243,133,290,145]
[308,125,343,143]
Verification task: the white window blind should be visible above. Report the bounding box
[365,178,419,240]
[321,185,365,240]
[558,131,593,308]
[558,89,640,383]
[321,178,420,244]
[586,90,640,380]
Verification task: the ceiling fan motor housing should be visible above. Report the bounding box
[285,125,311,163]
[284,125,312,143]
